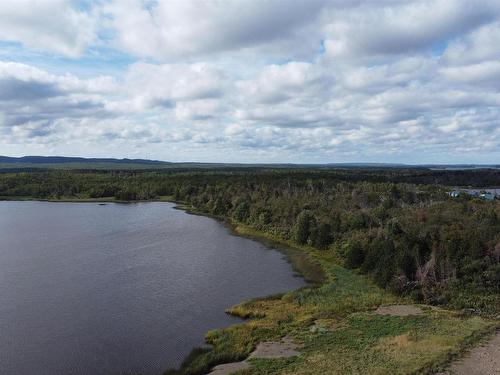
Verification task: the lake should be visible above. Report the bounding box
[0,201,306,375]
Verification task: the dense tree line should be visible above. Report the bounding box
[1,168,499,313]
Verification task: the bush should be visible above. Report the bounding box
[344,240,365,268]
[232,200,250,222]
[295,210,316,245]
[312,223,332,249]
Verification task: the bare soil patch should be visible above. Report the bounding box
[207,336,301,374]
[374,305,422,316]
[249,335,301,359]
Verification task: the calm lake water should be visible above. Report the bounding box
[0,201,305,375]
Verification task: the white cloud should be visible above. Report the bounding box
[323,0,500,61]
[0,61,113,138]
[440,61,500,84]
[0,0,98,57]
[104,0,329,61]
[121,62,227,112]
[175,99,224,122]
[238,62,328,104]
[442,21,500,65]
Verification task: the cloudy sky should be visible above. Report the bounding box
[0,0,499,163]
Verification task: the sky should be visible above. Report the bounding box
[0,0,499,164]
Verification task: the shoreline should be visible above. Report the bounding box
[0,196,171,203]
[2,198,499,375]
[1,196,326,284]
[172,201,327,285]
[1,198,323,374]
[167,201,326,374]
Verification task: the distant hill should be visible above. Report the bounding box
[0,156,174,170]
[0,156,498,171]
[0,156,400,170]
[0,155,169,164]
[0,156,287,170]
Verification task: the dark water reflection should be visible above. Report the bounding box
[0,201,305,375]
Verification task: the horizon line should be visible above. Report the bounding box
[1,155,499,167]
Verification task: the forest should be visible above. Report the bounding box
[1,168,499,315]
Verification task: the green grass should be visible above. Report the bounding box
[266,312,494,375]
[164,219,499,375]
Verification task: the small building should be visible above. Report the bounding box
[480,192,495,201]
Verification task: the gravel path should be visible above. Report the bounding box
[439,331,500,375]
